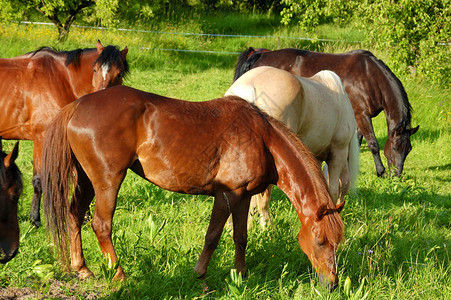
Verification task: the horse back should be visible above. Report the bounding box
[67,86,276,196]
[0,53,76,140]
[258,49,410,118]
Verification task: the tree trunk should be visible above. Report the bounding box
[56,23,70,42]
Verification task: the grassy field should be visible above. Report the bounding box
[0,14,450,299]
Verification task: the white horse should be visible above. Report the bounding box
[225,66,359,229]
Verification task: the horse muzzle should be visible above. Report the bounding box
[0,247,18,264]
[318,272,339,292]
[0,241,19,264]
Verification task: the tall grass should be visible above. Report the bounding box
[0,13,449,299]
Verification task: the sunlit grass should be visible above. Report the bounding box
[0,13,449,299]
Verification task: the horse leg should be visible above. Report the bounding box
[338,165,351,203]
[68,168,95,279]
[246,194,258,229]
[357,129,364,146]
[29,141,42,228]
[90,180,125,280]
[355,114,385,177]
[231,194,251,275]
[194,192,233,278]
[326,151,348,204]
[256,185,273,230]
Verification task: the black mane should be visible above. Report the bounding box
[28,45,129,78]
[233,47,262,82]
[29,46,95,69]
[364,51,413,128]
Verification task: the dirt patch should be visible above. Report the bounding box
[0,280,103,299]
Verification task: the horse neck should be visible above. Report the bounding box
[368,56,412,131]
[64,52,97,98]
[265,117,333,221]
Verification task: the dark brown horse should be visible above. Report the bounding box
[234,47,419,177]
[0,40,129,228]
[41,86,345,290]
[0,139,22,263]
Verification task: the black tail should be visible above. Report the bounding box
[233,47,263,82]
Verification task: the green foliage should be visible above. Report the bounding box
[344,276,369,300]
[361,0,450,86]
[99,253,121,286]
[226,269,247,298]
[0,0,96,41]
[280,0,360,29]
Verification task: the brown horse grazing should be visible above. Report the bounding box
[0,40,129,228]
[0,139,22,264]
[234,47,419,177]
[41,85,345,290]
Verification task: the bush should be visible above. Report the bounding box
[280,0,450,86]
[361,0,450,86]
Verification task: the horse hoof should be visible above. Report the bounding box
[30,218,41,229]
[193,264,207,279]
[78,269,94,279]
[113,270,126,281]
[376,170,385,177]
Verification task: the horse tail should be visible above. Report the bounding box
[348,130,360,193]
[233,47,262,82]
[41,101,79,270]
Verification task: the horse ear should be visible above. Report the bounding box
[4,142,19,168]
[410,125,419,135]
[96,40,104,53]
[317,204,328,221]
[121,46,128,61]
[336,200,346,214]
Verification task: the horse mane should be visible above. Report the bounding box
[350,50,412,130]
[252,105,344,246]
[94,45,130,79]
[233,47,263,82]
[28,46,129,77]
[28,46,95,69]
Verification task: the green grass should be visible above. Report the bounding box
[0,13,450,299]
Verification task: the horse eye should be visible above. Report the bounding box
[316,239,325,248]
[93,69,97,73]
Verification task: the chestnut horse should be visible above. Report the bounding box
[234,47,419,177]
[0,139,22,263]
[0,40,129,228]
[226,66,359,229]
[41,86,345,290]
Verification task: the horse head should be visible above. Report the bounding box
[91,40,129,91]
[384,124,419,177]
[297,201,345,291]
[0,140,22,264]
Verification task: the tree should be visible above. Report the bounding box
[0,0,95,42]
